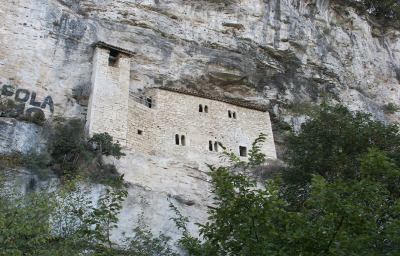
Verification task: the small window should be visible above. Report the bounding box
[228,110,232,118]
[239,146,247,157]
[204,105,208,113]
[108,49,120,67]
[181,135,186,146]
[214,142,218,152]
[233,112,236,119]
[147,98,152,108]
[137,130,143,135]
[209,141,213,151]
[199,104,203,112]
[175,134,180,145]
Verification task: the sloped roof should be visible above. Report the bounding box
[93,41,135,56]
[155,87,269,112]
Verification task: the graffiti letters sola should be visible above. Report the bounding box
[1,84,54,117]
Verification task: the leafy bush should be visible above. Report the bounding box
[0,177,177,255]
[0,154,23,170]
[171,106,400,255]
[341,0,400,21]
[361,0,400,20]
[88,132,125,159]
[383,102,399,114]
[22,152,51,175]
[127,227,178,256]
[0,99,22,118]
[284,104,400,185]
[49,119,125,184]
[25,111,46,125]
[50,119,89,175]
[0,189,57,255]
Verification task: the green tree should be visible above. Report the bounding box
[127,226,178,256]
[81,187,128,254]
[282,105,400,206]
[0,191,55,256]
[89,132,125,159]
[50,119,88,174]
[50,119,126,183]
[173,106,400,255]
[362,0,400,19]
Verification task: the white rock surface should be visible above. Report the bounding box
[1,0,399,121]
[1,0,400,248]
[0,117,47,154]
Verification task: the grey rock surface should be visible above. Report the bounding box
[0,117,47,155]
[1,0,399,123]
[1,0,400,248]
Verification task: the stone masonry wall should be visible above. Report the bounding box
[126,88,277,167]
[127,97,156,154]
[86,47,130,143]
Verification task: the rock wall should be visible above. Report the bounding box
[1,0,399,248]
[0,117,48,155]
[1,0,399,122]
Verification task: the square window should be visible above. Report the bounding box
[108,49,120,67]
[239,146,247,157]
[137,130,143,135]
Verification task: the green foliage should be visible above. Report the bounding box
[342,0,400,21]
[25,111,46,126]
[0,99,22,118]
[50,118,89,174]
[0,154,24,170]
[22,153,51,173]
[127,226,178,256]
[360,148,400,198]
[384,102,400,114]
[0,189,58,256]
[221,133,267,168]
[49,119,125,185]
[283,104,400,185]
[174,159,400,255]
[0,176,178,255]
[361,0,400,20]
[169,202,214,256]
[89,132,125,159]
[81,187,128,254]
[248,133,267,167]
[171,106,400,255]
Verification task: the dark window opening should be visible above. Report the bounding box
[175,134,180,145]
[209,141,213,151]
[204,105,208,113]
[239,146,247,157]
[181,135,186,146]
[233,112,236,119]
[108,49,120,67]
[214,142,218,152]
[137,130,143,135]
[199,104,203,112]
[147,97,152,108]
[228,110,232,118]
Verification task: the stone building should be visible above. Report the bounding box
[87,43,276,165]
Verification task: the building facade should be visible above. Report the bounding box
[86,43,277,165]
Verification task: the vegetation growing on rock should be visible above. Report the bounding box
[361,0,400,20]
[1,106,400,255]
[0,177,177,256]
[172,105,400,255]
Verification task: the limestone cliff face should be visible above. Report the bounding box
[1,0,400,152]
[1,0,399,246]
